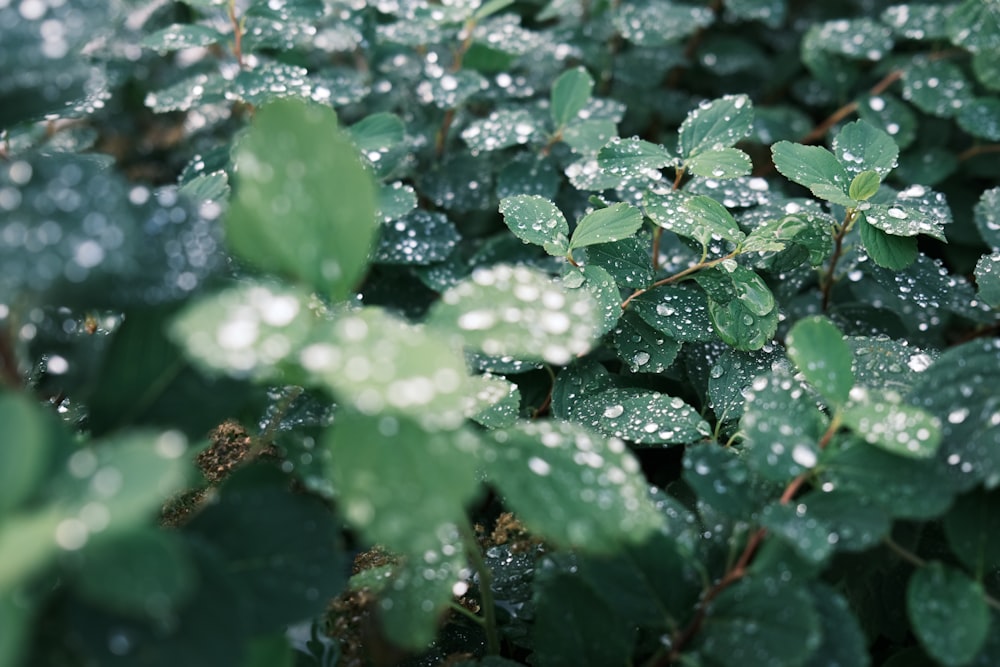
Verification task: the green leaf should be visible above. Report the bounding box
[857,93,918,150]
[597,137,677,177]
[760,502,835,564]
[347,112,405,154]
[426,264,603,366]
[644,191,746,247]
[227,99,376,300]
[325,411,479,553]
[376,181,418,222]
[178,170,229,203]
[583,236,654,289]
[170,281,318,383]
[300,307,470,430]
[374,209,461,264]
[473,0,515,20]
[741,213,833,267]
[531,570,634,667]
[462,108,542,152]
[466,373,521,428]
[973,50,1000,91]
[614,1,714,46]
[611,311,682,374]
[186,465,346,634]
[562,119,618,157]
[947,0,1000,52]
[141,23,225,54]
[709,345,790,425]
[570,264,623,335]
[696,575,822,667]
[909,339,1000,490]
[678,94,754,158]
[497,153,560,199]
[420,67,487,109]
[821,438,955,519]
[860,218,919,269]
[0,594,32,667]
[849,170,882,200]
[629,283,716,342]
[771,141,852,205]
[882,3,954,41]
[809,18,894,60]
[482,420,665,551]
[71,529,196,620]
[798,490,890,552]
[807,583,872,667]
[975,186,1000,248]
[974,252,1000,307]
[551,66,594,128]
[956,97,1000,141]
[944,489,1000,578]
[848,336,936,393]
[864,185,951,241]
[907,563,990,667]
[786,315,855,406]
[740,366,828,482]
[569,202,643,250]
[902,58,975,118]
[707,292,779,351]
[842,386,941,458]
[683,444,780,518]
[0,393,51,512]
[685,147,753,179]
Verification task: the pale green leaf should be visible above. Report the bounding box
[569,202,644,250]
[227,99,377,300]
[842,386,941,458]
[347,112,405,154]
[426,264,603,366]
[561,119,618,157]
[864,185,951,241]
[0,393,51,512]
[834,120,898,178]
[142,24,225,54]
[902,58,975,118]
[786,315,855,406]
[551,66,594,128]
[708,296,779,350]
[466,373,521,428]
[771,141,851,203]
[685,147,753,179]
[481,420,666,550]
[299,307,470,430]
[597,138,677,178]
[849,170,882,200]
[678,94,754,158]
[644,191,745,247]
[498,194,570,255]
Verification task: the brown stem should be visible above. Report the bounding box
[0,327,23,389]
[665,0,722,89]
[958,143,1000,162]
[821,210,857,311]
[799,69,904,144]
[622,250,738,310]
[227,0,245,68]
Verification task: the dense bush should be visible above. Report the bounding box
[2,0,1000,665]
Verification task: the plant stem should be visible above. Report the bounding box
[820,210,857,311]
[459,520,501,655]
[799,68,903,144]
[434,19,477,158]
[227,0,245,68]
[622,250,739,310]
[958,143,1000,162]
[252,385,304,456]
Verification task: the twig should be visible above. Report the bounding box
[958,143,1000,162]
[227,0,245,68]
[799,69,904,144]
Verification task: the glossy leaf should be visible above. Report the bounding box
[426,264,603,366]
[142,24,225,54]
[864,185,951,241]
[974,252,1000,307]
[860,218,919,269]
[678,94,754,158]
[902,58,974,118]
[569,202,643,250]
[644,191,745,247]
[629,283,716,342]
[974,186,1000,248]
[299,307,470,430]
[907,563,990,667]
[740,367,827,482]
[786,315,854,406]
[957,97,1000,141]
[807,583,872,667]
[946,0,1000,52]
[226,99,376,300]
[551,66,594,127]
[842,386,941,458]
[482,420,665,551]
[708,344,788,424]
[696,575,822,667]
[760,503,835,564]
[462,108,542,152]
[374,209,461,264]
[771,142,851,205]
[0,393,51,512]
[466,373,521,428]
[685,147,753,179]
[583,236,654,289]
[856,93,918,150]
[849,170,881,200]
[798,490,890,552]
[614,1,714,46]
[597,137,677,177]
[707,295,779,351]
[611,311,682,374]
[834,120,899,179]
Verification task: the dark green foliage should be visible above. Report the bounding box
[3,0,1000,666]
